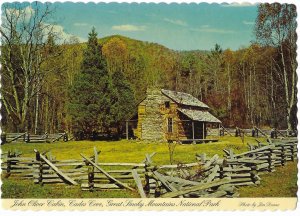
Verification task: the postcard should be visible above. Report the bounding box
[0,0,298,211]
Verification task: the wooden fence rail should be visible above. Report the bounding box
[1,133,68,144]
[207,126,296,138]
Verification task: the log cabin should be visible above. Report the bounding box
[131,88,221,143]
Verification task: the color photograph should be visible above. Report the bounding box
[0,0,297,208]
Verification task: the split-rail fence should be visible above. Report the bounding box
[1,138,297,198]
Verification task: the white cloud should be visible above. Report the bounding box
[112,24,146,32]
[191,27,235,34]
[5,6,35,21]
[2,6,85,44]
[164,18,187,26]
[243,20,255,25]
[73,22,91,27]
[221,2,257,7]
[43,23,85,43]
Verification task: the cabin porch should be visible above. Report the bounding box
[173,108,222,144]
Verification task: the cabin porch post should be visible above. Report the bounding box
[192,121,195,140]
[202,122,205,139]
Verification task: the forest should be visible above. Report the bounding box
[0,3,297,137]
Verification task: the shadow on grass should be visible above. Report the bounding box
[1,177,139,199]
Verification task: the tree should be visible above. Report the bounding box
[68,27,111,137]
[223,49,234,118]
[207,44,223,92]
[102,37,128,74]
[110,70,135,133]
[0,3,61,132]
[255,3,297,130]
[40,34,67,134]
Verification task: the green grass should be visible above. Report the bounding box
[239,161,298,197]
[1,136,297,198]
[1,177,139,198]
[1,136,265,164]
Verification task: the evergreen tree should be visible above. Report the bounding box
[68,27,111,138]
[110,70,135,133]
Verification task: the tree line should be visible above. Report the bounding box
[1,3,297,137]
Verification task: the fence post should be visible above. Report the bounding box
[144,171,150,195]
[63,133,68,142]
[144,157,151,196]
[88,168,94,191]
[280,145,285,166]
[126,121,129,140]
[252,129,255,137]
[291,144,295,162]
[1,133,7,145]
[220,127,224,136]
[35,151,43,185]
[219,163,224,179]
[6,150,11,175]
[267,149,275,172]
[155,180,161,198]
[84,151,95,191]
[24,132,30,143]
[93,146,98,164]
[250,165,259,184]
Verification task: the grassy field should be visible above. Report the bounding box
[1,136,265,163]
[239,161,298,197]
[1,136,298,198]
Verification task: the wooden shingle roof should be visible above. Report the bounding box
[177,108,221,123]
[161,89,209,108]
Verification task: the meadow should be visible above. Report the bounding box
[1,136,297,198]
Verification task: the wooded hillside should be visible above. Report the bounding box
[1,3,296,136]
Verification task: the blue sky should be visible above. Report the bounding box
[3,2,258,51]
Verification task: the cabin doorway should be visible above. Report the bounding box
[194,121,206,139]
[181,121,206,140]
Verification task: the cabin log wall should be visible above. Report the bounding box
[134,89,212,141]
